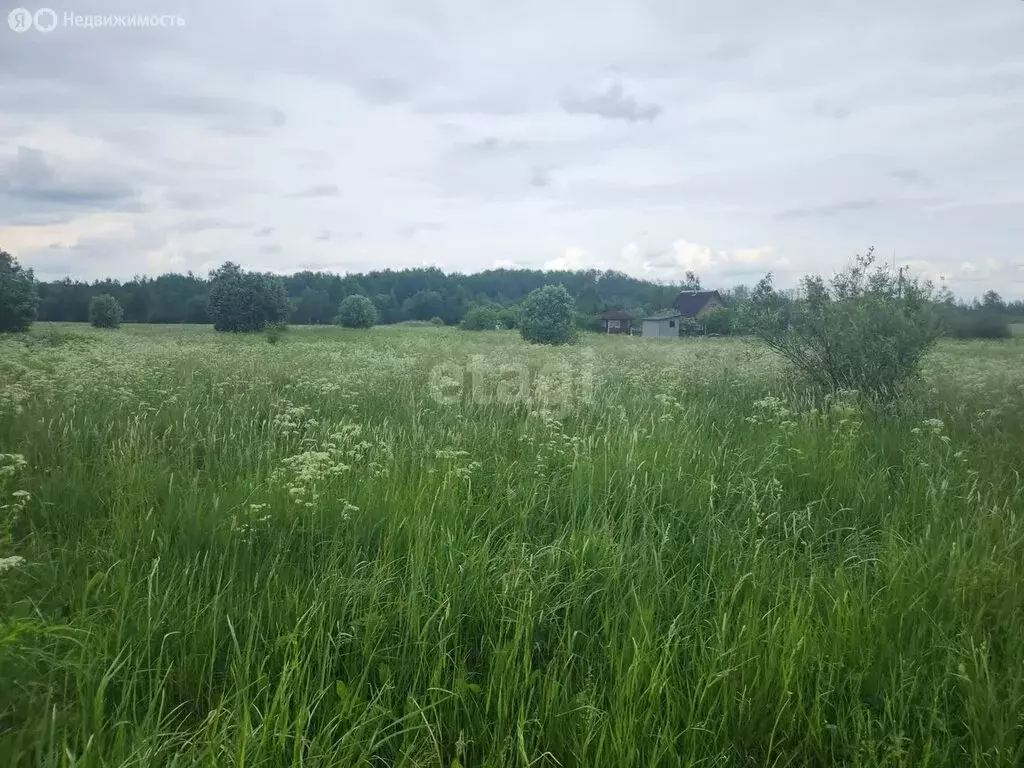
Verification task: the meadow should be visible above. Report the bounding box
[1,323,1023,767]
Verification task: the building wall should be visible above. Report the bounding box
[601,319,630,334]
[642,318,679,338]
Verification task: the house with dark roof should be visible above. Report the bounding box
[641,291,727,338]
[598,309,632,334]
[672,290,725,318]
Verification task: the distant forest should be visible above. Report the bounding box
[34,267,706,326]
[32,265,1024,328]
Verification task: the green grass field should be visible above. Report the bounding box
[2,324,1024,766]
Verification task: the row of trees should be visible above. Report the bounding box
[3,249,1022,342]
[28,264,702,327]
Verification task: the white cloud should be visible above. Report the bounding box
[611,239,788,284]
[545,246,594,271]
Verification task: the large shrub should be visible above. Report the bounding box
[0,250,40,333]
[677,317,701,336]
[335,295,378,328]
[88,294,124,329]
[703,307,734,335]
[460,305,499,331]
[208,262,290,333]
[745,247,942,398]
[519,285,576,345]
[497,307,519,330]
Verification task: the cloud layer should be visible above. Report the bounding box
[2,0,1023,297]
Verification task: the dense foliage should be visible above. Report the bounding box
[519,284,577,345]
[746,248,943,397]
[460,305,499,331]
[88,294,124,329]
[497,307,519,329]
[31,266,701,327]
[939,291,1013,339]
[703,306,735,335]
[0,251,40,333]
[207,262,290,333]
[335,295,378,328]
[946,310,1012,339]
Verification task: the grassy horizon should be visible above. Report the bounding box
[2,323,1023,766]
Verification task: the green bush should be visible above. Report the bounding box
[88,294,124,329]
[946,311,1011,339]
[335,295,378,328]
[208,262,290,333]
[429,316,445,326]
[460,306,499,331]
[745,247,942,398]
[574,312,600,332]
[264,323,287,344]
[0,250,40,333]
[677,317,701,336]
[702,307,734,335]
[497,307,519,329]
[519,285,577,345]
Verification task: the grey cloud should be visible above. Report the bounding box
[1,74,286,136]
[776,199,880,220]
[259,244,283,255]
[157,95,287,134]
[316,230,332,241]
[560,81,662,122]
[447,136,529,162]
[164,190,210,211]
[357,77,415,105]
[26,226,172,281]
[291,185,340,198]
[254,226,275,237]
[890,168,931,186]
[0,146,141,213]
[707,41,750,62]
[812,100,852,120]
[529,167,551,188]
[175,218,250,233]
[398,222,444,238]
[5,211,80,226]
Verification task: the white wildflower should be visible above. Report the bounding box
[0,555,25,573]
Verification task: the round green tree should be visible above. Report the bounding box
[336,295,378,328]
[89,294,124,328]
[519,285,576,345]
[460,305,499,331]
[208,261,290,332]
[0,250,40,333]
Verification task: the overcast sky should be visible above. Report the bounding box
[2,0,1023,297]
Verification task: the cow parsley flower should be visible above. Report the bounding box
[0,555,25,573]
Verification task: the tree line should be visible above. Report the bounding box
[3,249,1021,338]
[28,261,703,327]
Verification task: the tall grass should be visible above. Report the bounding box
[1,324,1023,766]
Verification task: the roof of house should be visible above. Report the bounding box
[599,310,632,320]
[673,290,724,316]
[641,312,684,321]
